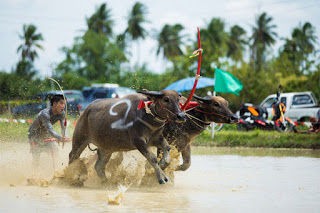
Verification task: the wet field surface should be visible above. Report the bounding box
[0,142,319,212]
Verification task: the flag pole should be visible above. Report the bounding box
[211,68,217,139]
[211,90,217,139]
[181,27,202,110]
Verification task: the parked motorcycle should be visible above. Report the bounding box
[237,103,274,131]
[271,88,297,133]
[237,86,297,133]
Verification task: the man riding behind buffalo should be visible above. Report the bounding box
[28,93,71,176]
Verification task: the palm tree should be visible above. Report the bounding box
[87,3,113,37]
[16,24,44,79]
[281,37,300,73]
[116,33,127,51]
[294,22,317,54]
[227,25,247,63]
[250,12,277,72]
[125,2,148,65]
[17,24,43,62]
[199,18,228,74]
[125,2,148,41]
[202,18,228,56]
[293,22,317,72]
[156,24,184,61]
[281,22,317,73]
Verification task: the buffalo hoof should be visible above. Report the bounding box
[159,179,165,184]
[158,176,169,184]
[176,163,190,171]
[64,159,88,187]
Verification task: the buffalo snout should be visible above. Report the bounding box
[176,112,186,123]
[229,114,239,123]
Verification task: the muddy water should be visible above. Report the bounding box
[0,142,320,212]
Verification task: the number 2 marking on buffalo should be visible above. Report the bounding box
[109,99,133,129]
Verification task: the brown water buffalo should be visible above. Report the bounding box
[69,90,185,184]
[159,95,238,171]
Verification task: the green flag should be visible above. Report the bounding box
[214,68,243,96]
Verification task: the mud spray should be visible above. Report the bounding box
[57,146,181,188]
[1,140,181,199]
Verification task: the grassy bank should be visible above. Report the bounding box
[195,130,320,149]
[0,122,29,143]
[1,121,319,149]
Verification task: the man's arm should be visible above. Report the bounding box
[60,119,66,137]
[40,114,63,141]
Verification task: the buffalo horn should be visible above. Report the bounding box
[193,94,212,104]
[138,90,164,97]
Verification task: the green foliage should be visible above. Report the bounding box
[307,69,320,99]
[121,65,162,90]
[55,30,127,82]
[15,60,37,80]
[1,3,319,115]
[0,72,50,100]
[58,73,89,90]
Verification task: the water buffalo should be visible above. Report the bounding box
[159,95,238,171]
[69,90,185,184]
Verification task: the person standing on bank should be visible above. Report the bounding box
[28,93,70,174]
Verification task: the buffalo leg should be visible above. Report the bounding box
[158,137,171,170]
[69,120,90,165]
[134,138,169,184]
[176,144,191,171]
[68,141,88,165]
[94,149,111,183]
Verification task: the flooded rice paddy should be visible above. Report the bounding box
[0,141,319,212]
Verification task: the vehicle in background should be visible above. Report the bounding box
[82,83,119,100]
[237,103,274,131]
[63,90,85,115]
[260,91,319,122]
[11,90,85,117]
[237,102,297,132]
[11,101,47,118]
[80,84,136,112]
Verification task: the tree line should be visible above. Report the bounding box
[0,2,319,111]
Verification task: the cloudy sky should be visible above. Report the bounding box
[0,0,319,77]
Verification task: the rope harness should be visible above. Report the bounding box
[145,101,168,123]
[183,105,232,129]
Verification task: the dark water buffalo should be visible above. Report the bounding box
[69,90,185,184]
[159,95,238,171]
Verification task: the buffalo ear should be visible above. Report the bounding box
[193,94,212,104]
[138,90,164,98]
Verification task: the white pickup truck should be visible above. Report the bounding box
[260,91,320,122]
